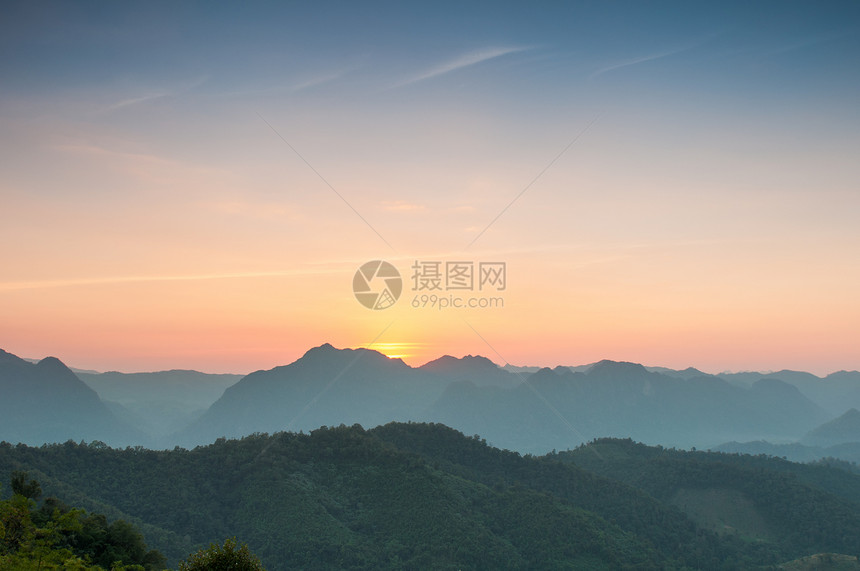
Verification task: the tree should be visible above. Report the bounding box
[179,538,265,571]
[10,471,42,500]
[1,474,165,571]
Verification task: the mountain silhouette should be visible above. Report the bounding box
[802,408,860,447]
[719,370,860,417]
[1,344,842,451]
[0,349,143,446]
[427,360,828,452]
[77,369,242,437]
[177,344,446,445]
[175,346,830,452]
[419,354,519,388]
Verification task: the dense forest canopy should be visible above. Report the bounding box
[0,470,166,570]
[3,423,860,569]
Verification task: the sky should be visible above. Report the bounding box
[1,1,859,375]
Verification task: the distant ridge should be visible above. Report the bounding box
[0,348,143,446]
[175,345,831,452]
[419,354,519,388]
[3,345,856,453]
[803,409,860,447]
[76,368,242,438]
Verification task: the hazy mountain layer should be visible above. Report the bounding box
[802,408,860,447]
[178,345,831,453]
[716,410,860,464]
[0,349,143,446]
[719,370,860,416]
[715,440,860,464]
[3,344,857,453]
[77,369,242,436]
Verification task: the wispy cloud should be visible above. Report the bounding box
[381,200,425,212]
[762,29,854,58]
[0,268,344,293]
[590,35,719,79]
[208,199,298,220]
[102,75,208,112]
[53,141,228,185]
[590,46,690,79]
[107,93,169,111]
[215,66,359,98]
[394,46,527,87]
[405,238,732,262]
[289,68,352,93]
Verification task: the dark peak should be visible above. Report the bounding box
[461,355,497,367]
[825,370,860,381]
[35,356,82,382]
[763,369,823,383]
[0,348,27,365]
[587,360,649,377]
[304,342,338,356]
[419,355,458,368]
[298,343,407,369]
[419,354,498,371]
[300,343,362,362]
[36,356,68,369]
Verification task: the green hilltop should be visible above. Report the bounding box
[3,423,860,569]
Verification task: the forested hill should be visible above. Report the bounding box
[560,438,860,557]
[3,423,860,569]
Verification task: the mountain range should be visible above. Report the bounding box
[0,348,142,446]
[717,370,860,416]
[717,408,860,463]
[76,369,241,436]
[3,344,860,456]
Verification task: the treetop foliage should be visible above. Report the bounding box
[179,538,265,571]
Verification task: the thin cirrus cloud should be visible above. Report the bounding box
[380,200,425,212]
[590,35,718,79]
[590,46,690,79]
[102,76,209,113]
[106,93,169,111]
[289,67,358,93]
[210,67,357,100]
[392,46,528,87]
[53,142,229,186]
[0,268,346,293]
[762,29,854,58]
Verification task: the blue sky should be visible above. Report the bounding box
[4,2,858,99]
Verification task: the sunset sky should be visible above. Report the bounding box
[2,1,859,375]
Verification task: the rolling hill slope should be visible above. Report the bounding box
[4,423,860,569]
